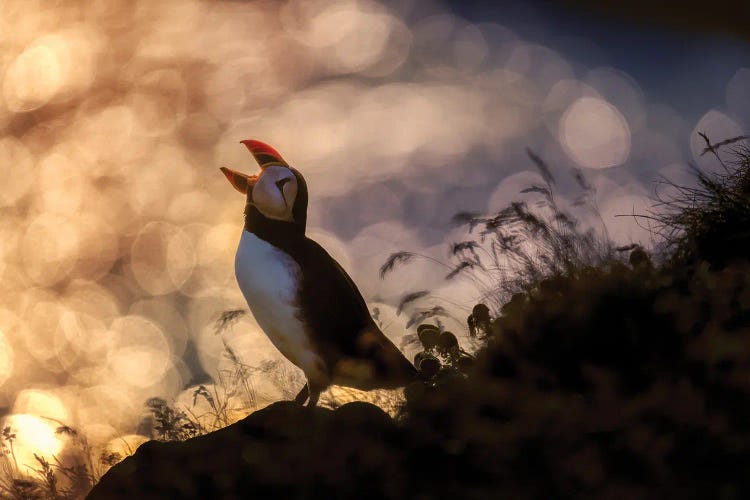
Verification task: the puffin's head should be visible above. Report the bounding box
[220,140,308,229]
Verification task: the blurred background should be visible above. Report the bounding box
[0,0,747,475]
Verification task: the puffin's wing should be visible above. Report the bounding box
[295,238,376,343]
[295,238,416,388]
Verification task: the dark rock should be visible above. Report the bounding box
[87,401,403,500]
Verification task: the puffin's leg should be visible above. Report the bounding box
[303,358,328,408]
[294,383,309,405]
[306,386,321,408]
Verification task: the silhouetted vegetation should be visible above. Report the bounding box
[383,148,618,315]
[650,134,750,269]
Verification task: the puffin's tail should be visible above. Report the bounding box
[372,333,418,389]
[333,325,417,391]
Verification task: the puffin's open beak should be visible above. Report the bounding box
[221,139,288,194]
[220,167,257,195]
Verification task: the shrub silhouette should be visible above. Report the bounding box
[651,135,750,269]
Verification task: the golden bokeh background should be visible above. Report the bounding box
[0,0,746,477]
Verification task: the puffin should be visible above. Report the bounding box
[220,139,417,407]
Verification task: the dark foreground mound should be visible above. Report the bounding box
[89,263,750,499]
[88,401,407,499]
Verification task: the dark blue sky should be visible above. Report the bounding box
[441,0,749,125]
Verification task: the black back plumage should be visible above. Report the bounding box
[244,171,416,390]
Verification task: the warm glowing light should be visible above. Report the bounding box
[559,97,631,169]
[2,414,64,471]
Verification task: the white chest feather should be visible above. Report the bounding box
[234,231,324,380]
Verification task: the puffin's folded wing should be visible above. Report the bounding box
[294,238,416,388]
[291,238,373,345]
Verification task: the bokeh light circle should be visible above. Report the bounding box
[559,96,631,169]
[130,221,196,296]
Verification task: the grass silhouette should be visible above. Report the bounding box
[382,148,620,317]
[647,134,750,269]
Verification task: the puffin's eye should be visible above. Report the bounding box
[275,178,291,191]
